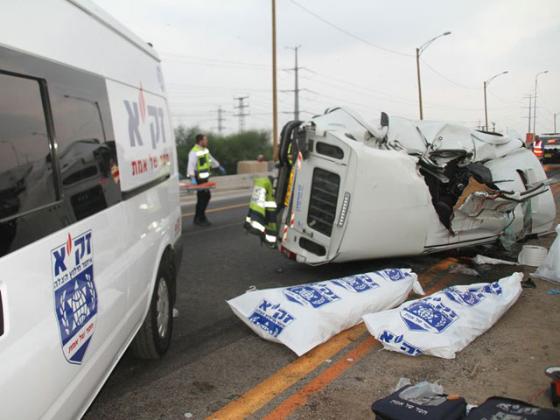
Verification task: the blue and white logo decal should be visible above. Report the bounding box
[249,299,295,337]
[51,231,97,364]
[445,282,503,306]
[444,288,484,306]
[378,330,422,356]
[380,269,409,282]
[284,283,340,308]
[400,296,458,333]
[331,274,379,293]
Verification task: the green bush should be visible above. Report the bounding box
[175,125,272,175]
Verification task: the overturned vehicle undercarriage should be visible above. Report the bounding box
[245,107,557,265]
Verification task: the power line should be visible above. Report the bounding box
[288,0,412,58]
[420,58,478,90]
[160,51,269,69]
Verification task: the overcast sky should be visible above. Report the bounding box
[92,0,560,137]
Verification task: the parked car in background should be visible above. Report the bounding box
[533,133,560,163]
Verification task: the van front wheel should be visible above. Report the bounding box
[131,265,173,359]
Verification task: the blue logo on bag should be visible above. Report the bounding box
[480,282,502,296]
[401,296,458,333]
[380,269,409,281]
[248,299,295,337]
[444,288,483,306]
[378,330,422,356]
[284,283,340,308]
[331,274,379,293]
[445,282,503,306]
[51,231,97,364]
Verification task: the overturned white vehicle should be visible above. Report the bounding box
[246,107,556,264]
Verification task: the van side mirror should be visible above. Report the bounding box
[380,112,389,128]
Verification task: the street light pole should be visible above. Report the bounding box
[416,47,423,120]
[483,81,488,131]
[483,70,508,131]
[416,31,451,120]
[533,70,548,135]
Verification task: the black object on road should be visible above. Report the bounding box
[466,396,560,419]
[371,384,466,420]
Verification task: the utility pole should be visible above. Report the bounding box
[554,112,558,133]
[233,96,249,132]
[213,106,226,135]
[286,45,302,121]
[533,70,549,135]
[271,0,279,160]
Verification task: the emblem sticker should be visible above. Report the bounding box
[248,299,295,337]
[400,296,458,333]
[331,274,380,293]
[51,230,97,364]
[284,283,340,308]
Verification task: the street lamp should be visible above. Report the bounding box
[483,71,508,131]
[533,70,549,135]
[416,31,452,120]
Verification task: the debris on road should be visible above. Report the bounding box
[363,273,523,359]
[449,264,480,277]
[465,396,560,419]
[227,269,423,356]
[533,225,560,284]
[522,278,537,289]
[372,380,467,420]
[545,366,560,408]
[472,254,517,266]
[546,289,560,296]
[518,245,548,267]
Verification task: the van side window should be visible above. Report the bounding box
[0,72,61,257]
[49,72,121,221]
[0,45,122,258]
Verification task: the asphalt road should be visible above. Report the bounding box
[86,165,560,419]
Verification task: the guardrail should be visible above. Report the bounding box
[179,172,272,195]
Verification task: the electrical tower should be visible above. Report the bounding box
[233,96,249,132]
[522,94,533,134]
[285,45,302,121]
[213,106,226,134]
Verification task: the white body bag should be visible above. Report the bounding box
[363,273,523,359]
[227,269,423,356]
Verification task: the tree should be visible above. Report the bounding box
[175,125,272,176]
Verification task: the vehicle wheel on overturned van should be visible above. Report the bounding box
[131,263,173,359]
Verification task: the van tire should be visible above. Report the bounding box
[131,263,173,359]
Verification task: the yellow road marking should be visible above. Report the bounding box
[182,202,247,218]
[208,257,458,419]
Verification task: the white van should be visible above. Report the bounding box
[0,1,182,418]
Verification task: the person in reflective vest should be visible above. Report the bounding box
[245,176,278,247]
[187,133,225,226]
